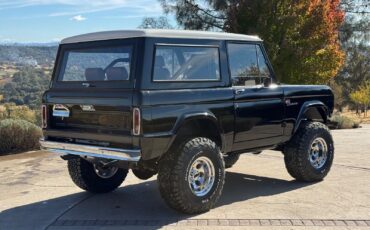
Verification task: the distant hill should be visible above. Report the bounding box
[0,45,57,66]
[0,41,59,47]
[0,44,57,109]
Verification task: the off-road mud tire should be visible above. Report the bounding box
[68,158,128,193]
[284,122,334,182]
[158,137,225,214]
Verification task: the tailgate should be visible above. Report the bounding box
[42,40,137,149]
[43,88,134,148]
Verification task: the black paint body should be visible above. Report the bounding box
[42,37,334,161]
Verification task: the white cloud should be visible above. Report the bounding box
[0,0,162,17]
[70,15,86,21]
[102,14,162,19]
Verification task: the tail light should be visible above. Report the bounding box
[132,107,141,135]
[41,105,47,128]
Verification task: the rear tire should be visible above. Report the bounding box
[158,137,225,214]
[284,122,334,182]
[68,158,128,193]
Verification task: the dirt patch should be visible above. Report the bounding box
[0,150,51,161]
[0,76,12,85]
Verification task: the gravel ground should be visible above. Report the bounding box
[0,125,369,230]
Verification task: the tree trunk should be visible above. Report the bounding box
[365,105,368,117]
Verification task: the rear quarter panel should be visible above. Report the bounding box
[139,88,234,160]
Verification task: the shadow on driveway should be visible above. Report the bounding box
[0,172,314,229]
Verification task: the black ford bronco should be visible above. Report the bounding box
[40,29,334,214]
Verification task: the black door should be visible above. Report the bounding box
[227,42,284,151]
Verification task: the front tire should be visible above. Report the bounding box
[158,137,225,214]
[68,158,128,193]
[284,122,334,182]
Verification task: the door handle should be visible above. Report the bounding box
[235,88,245,95]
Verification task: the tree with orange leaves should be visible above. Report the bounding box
[160,0,345,84]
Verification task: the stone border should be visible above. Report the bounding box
[52,219,370,227]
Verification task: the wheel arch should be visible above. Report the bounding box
[293,101,329,134]
[168,112,225,152]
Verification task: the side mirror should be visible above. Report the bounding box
[263,77,272,87]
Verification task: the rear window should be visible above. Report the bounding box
[58,46,132,82]
[153,45,220,82]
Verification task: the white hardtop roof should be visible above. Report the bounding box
[61,29,262,44]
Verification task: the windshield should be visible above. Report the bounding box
[58,46,132,82]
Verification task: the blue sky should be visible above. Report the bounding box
[0,0,174,43]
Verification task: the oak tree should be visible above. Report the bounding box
[160,0,345,84]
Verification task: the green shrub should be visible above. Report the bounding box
[329,114,360,129]
[0,103,37,124]
[0,119,42,155]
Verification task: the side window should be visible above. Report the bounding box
[257,45,271,80]
[227,43,260,86]
[153,45,220,81]
[154,47,181,80]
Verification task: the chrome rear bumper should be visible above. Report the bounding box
[40,139,141,162]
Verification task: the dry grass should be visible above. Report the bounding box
[340,110,370,124]
[0,119,42,155]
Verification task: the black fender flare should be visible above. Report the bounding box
[169,111,225,151]
[293,100,329,134]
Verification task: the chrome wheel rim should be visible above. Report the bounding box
[94,163,118,179]
[188,156,215,197]
[309,137,328,169]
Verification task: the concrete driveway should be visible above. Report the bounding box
[1,125,370,229]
